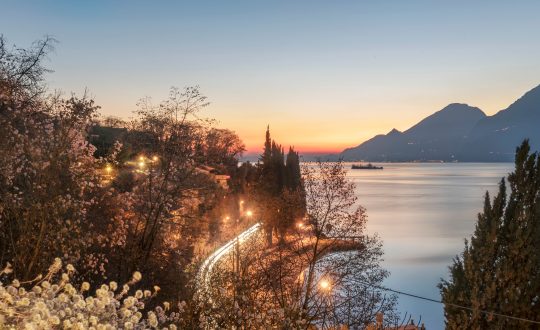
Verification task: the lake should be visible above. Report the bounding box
[346,162,514,329]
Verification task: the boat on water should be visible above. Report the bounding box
[351,163,383,170]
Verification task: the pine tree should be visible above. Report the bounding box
[439,140,540,329]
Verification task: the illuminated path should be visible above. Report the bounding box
[197,222,261,295]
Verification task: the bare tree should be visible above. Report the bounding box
[0,35,55,106]
[98,87,232,308]
[197,161,397,329]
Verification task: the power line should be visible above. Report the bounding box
[358,280,540,325]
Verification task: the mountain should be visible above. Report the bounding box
[341,84,540,162]
[341,103,486,161]
[457,84,540,161]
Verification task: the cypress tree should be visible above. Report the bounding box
[256,127,306,245]
[285,146,302,190]
[258,127,280,244]
[439,140,540,329]
[263,125,272,163]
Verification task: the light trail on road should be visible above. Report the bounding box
[197,222,261,294]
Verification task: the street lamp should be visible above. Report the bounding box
[239,200,245,214]
[105,165,112,174]
[138,161,145,169]
[246,210,253,217]
[152,155,158,162]
[319,278,331,291]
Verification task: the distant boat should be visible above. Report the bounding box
[351,163,383,170]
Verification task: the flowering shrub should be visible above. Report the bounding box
[1,37,246,317]
[0,259,179,329]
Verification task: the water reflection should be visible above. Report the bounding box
[345,162,513,329]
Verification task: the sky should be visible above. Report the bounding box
[2,1,540,153]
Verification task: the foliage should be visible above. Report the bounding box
[439,140,540,329]
[256,127,306,245]
[299,161,398,327]
[89,125,128,158]
[199,161,398,329]
[0,36,113,281]
[196,234,309,329]
[1,36,398,329]
[98,87,227,307]
[0,37,246,312]
[0,259,184,329]
[0,35,53,102]
[197,128,245,173]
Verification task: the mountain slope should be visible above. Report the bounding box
[457,84,540,161]
[341,103,486,161]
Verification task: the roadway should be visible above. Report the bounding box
[197,222,261,295]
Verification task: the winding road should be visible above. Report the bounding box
[197,222,261,294]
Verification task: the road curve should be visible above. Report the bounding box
[197,222,261,294]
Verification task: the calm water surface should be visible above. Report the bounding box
[346,163,513,329]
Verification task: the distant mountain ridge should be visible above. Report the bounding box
[341,84,540,162]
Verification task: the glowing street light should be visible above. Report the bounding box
[246,210,253,217]
[297,222,304,229]
[152,155,158,162]
[138,161,145,169]
[105,165,113,174]
[224,216,230,222]
[139,156,145,162]
[319,278,331,291]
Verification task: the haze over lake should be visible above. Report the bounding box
[346,162,514,329]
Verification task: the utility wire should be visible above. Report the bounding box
[358,280,540,325]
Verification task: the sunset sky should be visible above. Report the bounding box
[2,1,540,153]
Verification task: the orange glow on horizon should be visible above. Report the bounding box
[220,117,393,156]
[243,145,344,155]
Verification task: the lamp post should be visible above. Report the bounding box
[239,200,244,214]
[319,277,333,328]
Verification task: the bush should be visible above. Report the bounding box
[0,259,180,329]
